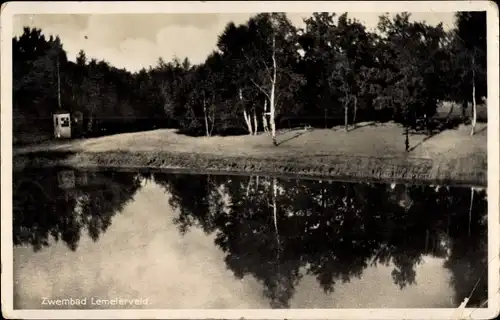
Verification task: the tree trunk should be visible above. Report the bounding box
[209,108,215,137]
[243,109,253,135]
[270,34,278,146]
[468,187,474,237]
[203,97,210,137]
[272,177,279,248]
[253,109,258,136]
[269,94,276,144]
[263,99,270,135]
[462,99,468,122]
[321,185,326,211]
[240,88,253,135]
[445,102,454,122]
[272,176,282,306]
[263,114,269,134]
[344,98,349,132]
[87,113,93,136]
[425,112,431,136]
[204,105,210,137]
[471,65,477,136]
[405,126,409,152]
[353,96,358,127]
[246,176,252,197]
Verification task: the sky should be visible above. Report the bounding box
[13,12,457,73]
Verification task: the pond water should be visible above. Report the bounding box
[12,168,488,309]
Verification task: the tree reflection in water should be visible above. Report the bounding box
[12,169,488,309]
[153,173,488,309]
[13,167,142,252]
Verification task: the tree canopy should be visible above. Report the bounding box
[12,12,487,144]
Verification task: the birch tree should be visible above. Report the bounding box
[454,12,487,136]
[329,13,374,132]
[196,52,223,136]
[224,13,303,145]
[217,22,258,135]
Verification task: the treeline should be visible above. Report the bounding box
[12,12,486,144]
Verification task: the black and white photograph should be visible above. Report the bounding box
[1,1,499,319]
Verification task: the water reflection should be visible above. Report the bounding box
[154,174,488,309]
[13,169,488,309]
[13,168,142,251]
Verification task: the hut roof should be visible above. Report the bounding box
[53,109,70,115]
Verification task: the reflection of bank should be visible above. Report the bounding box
[57,170,90,190]
[58,170,75,189]
[57,170,114,197]
[389,184,413,211]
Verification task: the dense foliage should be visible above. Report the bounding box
[12,12,487,144]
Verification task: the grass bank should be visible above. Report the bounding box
[13,122,487,187]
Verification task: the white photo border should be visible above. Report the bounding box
[1,1,499,319]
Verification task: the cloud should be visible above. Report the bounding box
[14,13,265,72]
[13,12,455,73]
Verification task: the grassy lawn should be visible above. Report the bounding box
[13,120,487,186]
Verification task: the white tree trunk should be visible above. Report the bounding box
[269,94,277,144]
[270,34,278,146]
[243,109,253,135]
[272,177,279,247]
[471,67,477,136]
[240,88,253,135]
[263,99,270,135]
[253,109,258,136]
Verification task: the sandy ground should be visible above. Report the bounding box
[13,122,488,186]
[14,122,487,158]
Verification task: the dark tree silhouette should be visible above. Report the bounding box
[13,168,143,251]
[151,172,488,308]
[13,12,486,146]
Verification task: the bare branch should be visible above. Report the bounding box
[250,78,271,99]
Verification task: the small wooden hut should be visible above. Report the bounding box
[53,109,71,139]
